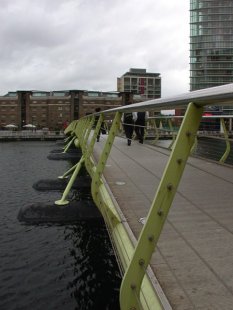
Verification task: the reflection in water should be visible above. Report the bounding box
[63,222,121,310]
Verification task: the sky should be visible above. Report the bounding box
[0,0,190,97]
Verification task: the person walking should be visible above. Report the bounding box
[122,112,137,145]
[94,107,104,142]
[135,111,149,144]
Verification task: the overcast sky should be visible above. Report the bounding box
[0,0,190,97]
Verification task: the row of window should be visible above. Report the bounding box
[191,8,233,16]
[191,35,233,43]
[191,11,233,20]
[1,115,16,119]
[1,107,16,111]
[191,28,233,37]
[124,87,161,94]
[84,92,119,98]
[190,50,233,57]
[32,92,68,97]
[191,21,233,28]
[190,55,233,63]
[191,1,233,10]
[124,77,160,85]
[1,106,70,111]
[191,62,233,69]
[191,70,233,76]
[190,76,233,82]
[191,42,233,50]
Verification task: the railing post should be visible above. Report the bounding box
[85,114,104,177]
[120,102,204,310]
[151,119,159,144]
[58,163,78,179]
[168,118,176,149]
[62,135,76,153]
[54,156,85,205]
[54,117,93,206]
[219,118,231,163]
[91,112,121,205]
[78,118,90,150]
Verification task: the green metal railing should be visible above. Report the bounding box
[60,83,233,309]
[146,115,233,164]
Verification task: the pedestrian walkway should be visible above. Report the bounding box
[93,135,233,310]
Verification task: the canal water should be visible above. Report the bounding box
[0,141,121,310]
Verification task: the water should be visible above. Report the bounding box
[0,141,121,310]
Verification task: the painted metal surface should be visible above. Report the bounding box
[119,102,203,309]
[219,118,231,163]
[60,84,233,309]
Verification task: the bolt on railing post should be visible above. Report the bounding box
[120,102,204,310]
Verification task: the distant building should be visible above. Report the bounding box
[190,0,233,118]
[190,0,233,91]
[0,90,144,130]
[117,68,161,99]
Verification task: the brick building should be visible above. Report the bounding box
[0,90,142,130]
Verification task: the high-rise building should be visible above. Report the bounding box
[117,68,161,99]
[190,0,233,91]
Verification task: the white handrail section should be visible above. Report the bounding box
[93,83,233,115]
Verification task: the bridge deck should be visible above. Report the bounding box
[93,136,233,310]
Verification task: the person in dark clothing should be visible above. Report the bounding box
[122,112,137,145]
[94,107,103,142]
[135,111,149,144]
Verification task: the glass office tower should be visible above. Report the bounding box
[190,0,233,91]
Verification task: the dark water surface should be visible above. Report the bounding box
[0,141,121,310]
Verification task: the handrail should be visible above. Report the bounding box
[88,83,233,115]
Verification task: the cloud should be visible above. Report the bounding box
[0,0,190,96]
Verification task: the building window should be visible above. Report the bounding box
[132,78,137,85]
[148,79,154,86]
[87,92,99,97]
[53,92,66,97]
[32,92,48,97]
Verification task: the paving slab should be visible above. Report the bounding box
[93,136,233,310]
